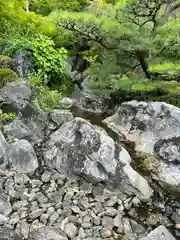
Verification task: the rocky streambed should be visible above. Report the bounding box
[0,81,180,239]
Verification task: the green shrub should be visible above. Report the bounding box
[32,34,68,88]
[38,85,61,112]
[0,55,13,68]
[0,68,18,88]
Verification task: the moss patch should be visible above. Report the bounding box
[0,68,18,88]
[0,55,13,68]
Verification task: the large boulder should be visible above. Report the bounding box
[0,227,22,240]
[3,139,38,174]
[3,106,48,145]
[139,225,176,240]
[0,80,31,114]
[103,101,180,190]
[29,227,68,240]
[43,117,153,199]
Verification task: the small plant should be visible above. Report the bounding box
[0,55,13,68]
[137,152,158,174]
[0,68,18,88]
[0,112,16,123]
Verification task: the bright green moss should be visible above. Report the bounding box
[0,112,16,123]
[0,68,18,88]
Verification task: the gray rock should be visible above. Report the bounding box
[0,227,22,240]
[9,212,20,225]
[0,214,7,225]
[50,109,74,126]
[72,206,81,214]
[29,209,44,220]
[49,212,59,224]
[105,207,117,217]
[29,227,68,240]
[36,192,47,204]
[12,200,28,210]
[114,214,123,228]
[60,97,74,109]
[100,228,112,238]
[43,118,152,199]
[4,140,38,174]
[78,227,86,238]
[103,101,180,191]
[64,223,78,239]
[73,90,110,115]
[0,192,11,216]
[41,171,51,183]
[47,207,55,216]
[20,220,30,239]
[103,196,117,207]
[122,218,133,234]
[102,216,114,230]
[78,197,89,211]
[0,131,9,166]
[0,80,31,112]
[130,219,145,234]
[81,221,92,229]
[40,213,49,224]
[4,106,48,146]
[139,225,176,240]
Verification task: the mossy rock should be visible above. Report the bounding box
[0,68,18,88]
[0,55,13,68]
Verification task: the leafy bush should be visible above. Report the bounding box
[37,85,61,112]
[0,68,18,88]
[0,55,13,68]
[32,34,68,87]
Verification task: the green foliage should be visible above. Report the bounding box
[0,112,16,123]
[30,0,88,15]
[37,86,61,112]
[32,34,68,87]
[0,55,13,68]
[0,68,18,88]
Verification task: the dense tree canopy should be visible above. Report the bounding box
[1,0,180,110]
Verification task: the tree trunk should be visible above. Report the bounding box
[135,51,151,79]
